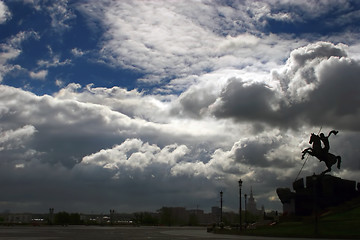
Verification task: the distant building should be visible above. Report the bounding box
[2,213,46,224]
[6,213,32,223]
[246,187,265,216]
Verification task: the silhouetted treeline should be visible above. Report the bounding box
[54,212,83,225]
[1,207,275,226]
[133,212,159,225]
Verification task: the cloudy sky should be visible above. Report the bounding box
[1,0,360,214]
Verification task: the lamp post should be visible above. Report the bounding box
[220,191,223,224]
[244,193,247,228]
[110,209,115,225]
[49,208,54,225]
[238,179,243,231]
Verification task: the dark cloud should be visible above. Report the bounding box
[328,132,360,170]
[0,84,234,212]
[2,41,360,214]
[212,78,277,122]
[0,86,127,167]
[234,139,281,168]
[212,42,360,131]
[305,57,360,129]
[1,0,360,215]
[173,85,218,118]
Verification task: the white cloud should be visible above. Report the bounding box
[25,0,75,31]
[37,55,71,68]
[77,1,308,87]
[1,40,360,211]
[0,31,39,82]
[0,0,11,24]
[276,42,348,102]
[0,125,37,151]
[55,78,64,87]
[71,48,87,57]
[81,138,190,177]
[2,0,360,213]
[29,69,48,80]
[77,0,359,90]
[96,1,220,83]
[54,84,167,121]
[347,43,360,60]
[0,84,236,168]
[47,0,75,30]
[0,31,39,63]
[34,45,72,68]
[15,163,25,168]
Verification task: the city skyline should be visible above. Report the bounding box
[1,0,360,214]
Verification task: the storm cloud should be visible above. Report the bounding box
[211,42,360,130]
[1,1,360,214]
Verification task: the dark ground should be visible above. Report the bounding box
[0,225,354,240]
[0,226,239,240]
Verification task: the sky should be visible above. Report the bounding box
[1,0,360,214]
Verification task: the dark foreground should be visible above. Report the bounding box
[0,226,356,240]
[1,226,236,240]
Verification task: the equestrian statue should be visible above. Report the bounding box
[301,130,341,175]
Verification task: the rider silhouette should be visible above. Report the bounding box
[319,130,338,154]
[301,130,341,174]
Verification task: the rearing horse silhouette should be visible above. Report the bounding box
[302,133,341,175]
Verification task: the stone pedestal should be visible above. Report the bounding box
[277,175,359,216]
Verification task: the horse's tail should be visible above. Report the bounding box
[337,156,341,169]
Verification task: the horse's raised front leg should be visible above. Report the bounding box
[301,147,312,159]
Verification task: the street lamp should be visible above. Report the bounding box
[110,209,115,225]
[220,191,223,224]
[238,179,243,231]
[49,208,54,225]
[244,193,247,228]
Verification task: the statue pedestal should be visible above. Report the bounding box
[277,175,359,216]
